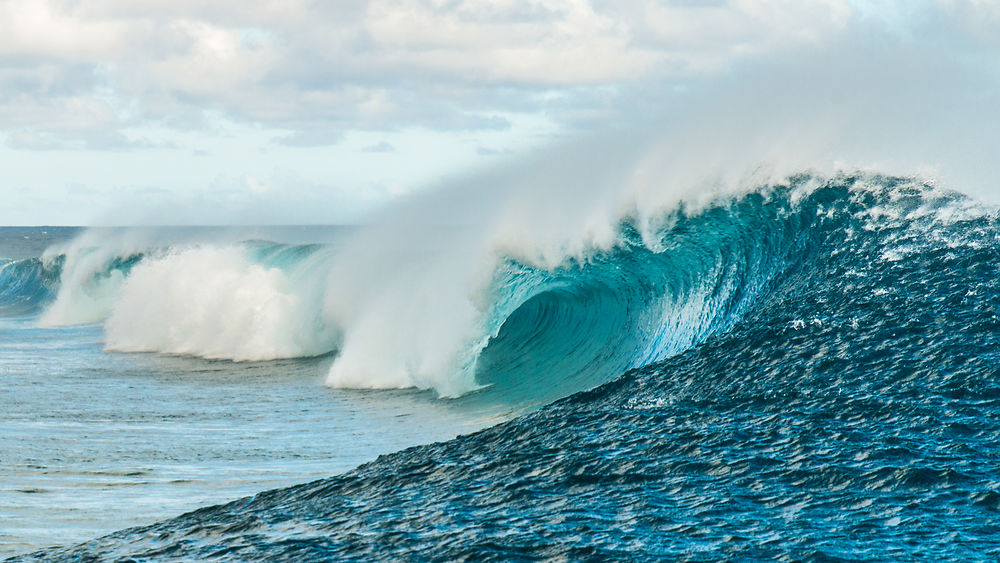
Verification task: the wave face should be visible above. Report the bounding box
[16,174,1000,560]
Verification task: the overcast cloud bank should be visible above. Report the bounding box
[0,0,998,224]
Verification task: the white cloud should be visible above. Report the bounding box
[0,0,129,58]
[1,0,998,225]
[362,140,396,153]
[0,0,865,148]
[936,0,1000,43]
[359,0,659,84]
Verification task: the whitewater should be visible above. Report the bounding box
[6,44,1000,560]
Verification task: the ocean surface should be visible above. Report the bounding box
[5,174,1000,560]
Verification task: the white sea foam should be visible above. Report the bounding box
[38,230,152,326]
[104,246,336,361]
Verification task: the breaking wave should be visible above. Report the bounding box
[2,174,983,404]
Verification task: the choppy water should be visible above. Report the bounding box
[6,175,1000,560]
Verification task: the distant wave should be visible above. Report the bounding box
[30,240,338,362]
[0,257,58,315]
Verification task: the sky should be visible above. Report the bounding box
[0,0,998,225]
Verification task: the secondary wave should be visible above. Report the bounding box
[103,244,338,361]
[28,236,340,362]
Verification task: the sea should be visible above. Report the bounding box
[4,173,1000,560]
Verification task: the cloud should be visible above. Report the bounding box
[0,0,995,153]
[362,141,395,153]
[272,129,343,148]
[936,0,1000,43]
[476,146,513,157]
[4,129,169,151]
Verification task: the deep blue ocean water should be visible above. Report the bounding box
[5,175,1000,560]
